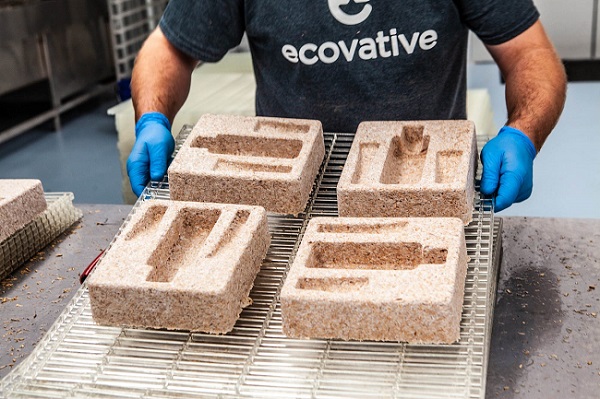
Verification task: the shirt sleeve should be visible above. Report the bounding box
[454,0,539,45]
[159,0,245,62]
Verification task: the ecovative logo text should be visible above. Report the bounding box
[281,29,438,66]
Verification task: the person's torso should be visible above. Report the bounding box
[244,0,469,132]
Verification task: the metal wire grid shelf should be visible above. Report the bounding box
[0,193,83,282]
[108,0,169,81]
[0,131,496,399]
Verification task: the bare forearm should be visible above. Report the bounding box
[131,27,198,122]
[487,21,567,151]
[504,48,566,151]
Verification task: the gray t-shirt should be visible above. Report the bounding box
[160,0,538,132]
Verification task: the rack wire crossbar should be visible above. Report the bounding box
[1,130,496,399]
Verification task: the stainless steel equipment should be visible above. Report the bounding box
[0,0,114,144]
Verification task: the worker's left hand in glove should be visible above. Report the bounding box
[480,126,537,212]
[126,112,175,197]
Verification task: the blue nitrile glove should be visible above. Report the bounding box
[480,126,537,212]
[126,112,175,197]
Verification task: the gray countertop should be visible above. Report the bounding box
[0,204,132,379]
[1,206,599,397]
[487,217,600,398]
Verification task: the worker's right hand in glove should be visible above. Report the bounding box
[126,112,175,197]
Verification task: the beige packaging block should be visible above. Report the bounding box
[281,217,468,343]
[337,120,477,223]
[88,200,270,333]
[0,179,47,243]
[168,114,325,215]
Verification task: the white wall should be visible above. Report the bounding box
[470,0,598,62]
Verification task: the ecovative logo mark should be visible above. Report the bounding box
[328,0,372,25]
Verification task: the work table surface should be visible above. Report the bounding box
[1,204,599,398]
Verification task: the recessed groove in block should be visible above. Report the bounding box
[308,242,446,270]
[436,150,463,183]
[297,277,369,292]
[380,133,429,185]
[351,143,379,184]
[125,204,167,241]
[146,209,221,283]
[254,120,310,134]
[214,160,292,174]
[400,124,428,154]
[424,247,448,264]
[317,221,408,234]
[192,135,302,159]
[206,210,250,258]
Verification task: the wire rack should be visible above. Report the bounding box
[0,130,497,399]
[0,193,83,282]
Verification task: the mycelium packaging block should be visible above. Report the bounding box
[281,217,468,343]
[0,179,47,243]
[337,120,477,223]
[168,114,325,215]
[88,200,270,333]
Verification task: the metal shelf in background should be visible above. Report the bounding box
[0,131,497,399]
[108,0,168,82]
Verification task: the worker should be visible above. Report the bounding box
[126,0,566,212]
